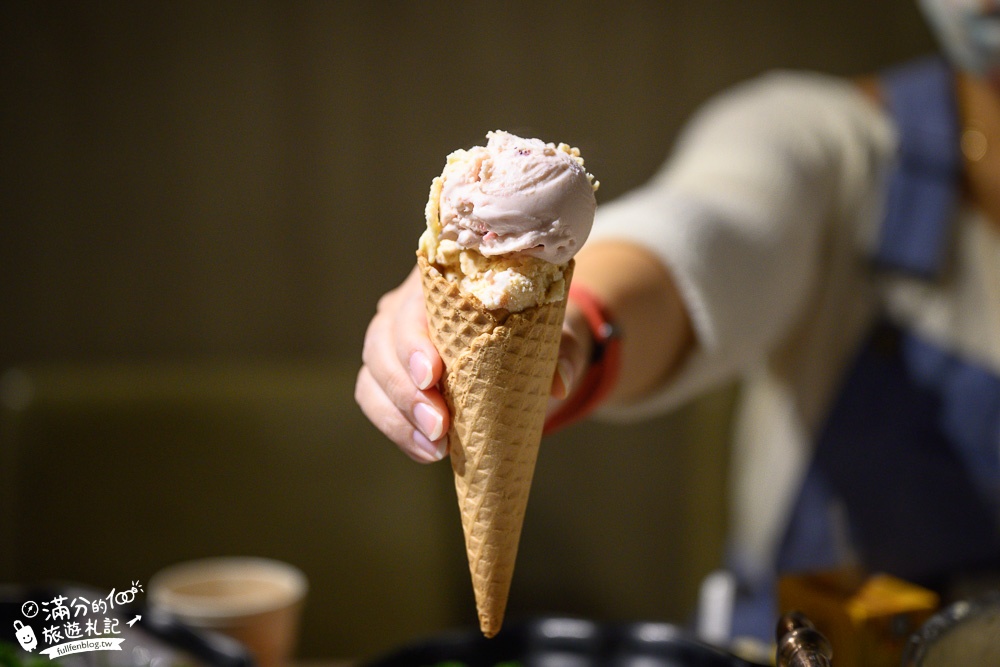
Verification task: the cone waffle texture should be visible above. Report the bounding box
[418,253,572,638]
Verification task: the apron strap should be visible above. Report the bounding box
[876,56,961,277]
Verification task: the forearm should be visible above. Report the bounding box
[569,239,694,406]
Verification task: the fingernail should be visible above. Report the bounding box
[409,352,434,390]
[554,359,574,400]
[413,402,444,441]
[413,429,447,462]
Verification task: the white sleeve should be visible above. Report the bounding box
[589,71,892,418]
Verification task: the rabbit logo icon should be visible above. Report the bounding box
[13,620,37,652]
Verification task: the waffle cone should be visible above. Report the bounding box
[417,253,572,637]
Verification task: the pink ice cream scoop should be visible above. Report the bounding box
[437,131,597,265]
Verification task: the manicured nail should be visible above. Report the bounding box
[409,352,434,390]
[413,429,447,462]
[554,359,574,400]
[413,402,444,441]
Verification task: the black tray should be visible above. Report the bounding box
[364,617,769,667]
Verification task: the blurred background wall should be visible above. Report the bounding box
[1,0,935,661]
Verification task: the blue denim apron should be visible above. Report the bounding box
[732,57,1000,640]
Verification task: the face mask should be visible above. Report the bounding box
[918,0,1000,83]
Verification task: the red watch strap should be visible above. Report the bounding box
[544,283,622,434]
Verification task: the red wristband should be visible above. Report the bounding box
[544,283,622,435]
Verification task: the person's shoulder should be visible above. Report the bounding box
[723,69,867,108]
[693,68,888,138]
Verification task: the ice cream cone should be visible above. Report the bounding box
[418,253,572,638]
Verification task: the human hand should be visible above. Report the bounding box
[357,266,594,460]
[356,265,450,463]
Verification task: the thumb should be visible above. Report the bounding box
[550,307,593,400]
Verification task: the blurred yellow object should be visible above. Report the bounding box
[778,568,939,667]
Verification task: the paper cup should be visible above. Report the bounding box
[149,557,307,667]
